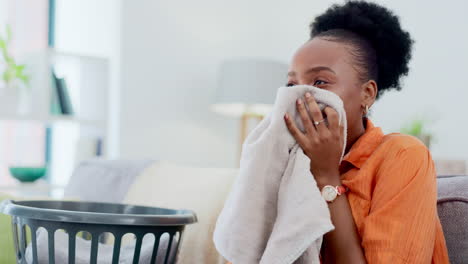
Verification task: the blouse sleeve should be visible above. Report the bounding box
[361,143,438,263]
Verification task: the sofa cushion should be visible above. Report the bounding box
[124,160,239,264]
[64,159,154,203]
[437,175,468,264]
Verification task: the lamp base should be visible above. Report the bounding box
[238,112,264,166]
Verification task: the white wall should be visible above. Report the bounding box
[119,0,468,168]
[55,0,120,58]
[1,0,48,55]
[370,0,468,161]
[119,0,329,167]
[0,0,6,24]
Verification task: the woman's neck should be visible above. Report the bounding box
[344,117,367,155]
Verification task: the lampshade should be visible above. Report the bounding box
[211,58,288,117]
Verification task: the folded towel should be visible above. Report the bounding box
[213,85,348,264]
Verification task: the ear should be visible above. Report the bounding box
[360,80,378,108]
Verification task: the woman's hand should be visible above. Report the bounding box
[284,92,366,264]
[284,92,344,184]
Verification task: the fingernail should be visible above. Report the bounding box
[305,92,311,98]
[297,98,302,105]
[284,113,289,120]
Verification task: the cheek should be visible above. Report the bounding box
[322,80,362,121]
[344,104,360,126]
[331,88,362,123]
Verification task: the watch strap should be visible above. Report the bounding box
[336,185,348,195]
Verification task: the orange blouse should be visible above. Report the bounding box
[338,117,449,263]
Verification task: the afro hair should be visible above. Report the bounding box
[310,1,414,99]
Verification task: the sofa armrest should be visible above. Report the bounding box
[437,175,468,264]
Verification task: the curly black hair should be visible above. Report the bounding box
[310,1,413,99]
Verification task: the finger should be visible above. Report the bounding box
[284,113,308,146]
[296,98,316,136]
[304,92,327,134]
[339,124,345,146]
[324,106,339,133]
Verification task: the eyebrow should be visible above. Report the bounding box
[287,66,336,77]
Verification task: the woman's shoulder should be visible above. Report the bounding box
[369,132,431,170]
[379,132,429,154]
[372,132,435,181]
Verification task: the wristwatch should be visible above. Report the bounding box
[321,185,348,202]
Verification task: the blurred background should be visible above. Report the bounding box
[0,0,467,190]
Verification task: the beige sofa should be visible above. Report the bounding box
[64,159,468,264]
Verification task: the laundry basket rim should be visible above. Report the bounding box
[0,199,197,226]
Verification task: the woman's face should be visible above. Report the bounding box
[287,37,369,136]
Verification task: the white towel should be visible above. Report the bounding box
[213,84,348,264]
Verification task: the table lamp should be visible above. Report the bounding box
[211,58,288,163]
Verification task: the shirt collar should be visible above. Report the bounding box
[342,117,384,169]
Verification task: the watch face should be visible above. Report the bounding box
[322,186,338,201]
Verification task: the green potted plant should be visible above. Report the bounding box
[400,117,434,149]
[0,24,31,114]
[0,25,30,90]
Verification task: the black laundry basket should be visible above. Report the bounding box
[0,200,197,264]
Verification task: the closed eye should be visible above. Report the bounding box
[286,80,327,87]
